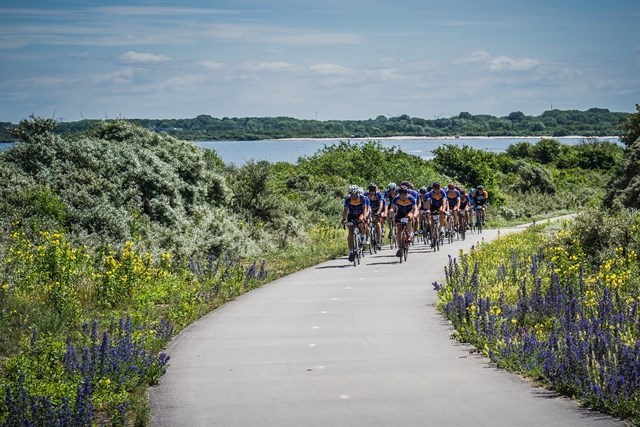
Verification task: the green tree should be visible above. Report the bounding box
[620,104,640,147]
[604,105,640,209]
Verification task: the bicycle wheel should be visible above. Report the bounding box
[389,226,397,249]
[370,226,377,254]
[352,231,359,266]
[403,242,409,261]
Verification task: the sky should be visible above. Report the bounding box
[1,0,638,123]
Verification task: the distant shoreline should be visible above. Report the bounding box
[274,135,620,142]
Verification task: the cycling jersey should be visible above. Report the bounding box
[459,195,471,209]
[408,188,420,202]
[368,191,384,213]
[425,189,447,212]
[383,189,398,205]
[344,194,370,218]
[391,195,416,221]
[475,190,489,206]
[446,188,461,208]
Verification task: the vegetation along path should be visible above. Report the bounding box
[150,220,622,427]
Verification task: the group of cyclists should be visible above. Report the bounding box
[340,181,489,262]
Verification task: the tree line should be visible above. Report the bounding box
[0,108,629,142]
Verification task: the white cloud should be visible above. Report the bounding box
[457,50,539,72]
[95,68,135,84]
[309,63,352,75]
[199,60,226,70]
[119,51,170,64]
[251,62,298,72]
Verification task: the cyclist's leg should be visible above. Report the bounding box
[395,223,404,255]
[376,216,383,245]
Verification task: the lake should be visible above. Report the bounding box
[0,136,620,165]
[193,136,619,165]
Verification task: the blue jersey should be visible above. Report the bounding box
[383,189,398,205]
[408,188,420,203]
[391,195,417,216]
[459,194,471,209]
[366,191,383,211]
[446,188,461,207]
[426,189,447,210]
[344,195,370,216]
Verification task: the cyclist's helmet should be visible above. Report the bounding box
[398,186,409,195]
[432,181,441,188]
[348,184,359,194]
[368,183,377,192]
[400,180,414,189]
[477,185,484,190]
[419,186,428,194]
[357,187,364,194]
[387,182,397,190]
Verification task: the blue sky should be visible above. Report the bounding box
[1,0,638,122]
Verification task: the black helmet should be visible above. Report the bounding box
[368,183,377,192]
[419,186,427,194]
[432,181,441,188]
[477,185,484,190]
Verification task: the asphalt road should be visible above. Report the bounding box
[150,221,623,426]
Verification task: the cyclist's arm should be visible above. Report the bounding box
[341,206,348,223]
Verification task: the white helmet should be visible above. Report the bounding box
[348,184,359,194]
[387,182,397,190]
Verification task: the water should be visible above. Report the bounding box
[0,136,620,165]
[193,137,619,165]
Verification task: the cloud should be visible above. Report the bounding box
[309,63,352,75]
[250,62,298,72]
[68,51,90,59]
[457,50,540,72]
[199,60,226,70]
[95,68,135,84]
[119,51,170,64]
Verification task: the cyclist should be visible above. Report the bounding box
[425,182,448,239]
[418,186,430,238]
[384,182,399,238]
[367,183,385,250]
[474,184,489,225]
[401,181,420,230]
[459,188,472,230]
[445,182,461,230]
[341,184,370,262]
[389,186,418,257]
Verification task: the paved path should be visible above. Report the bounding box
[150,222,623,426]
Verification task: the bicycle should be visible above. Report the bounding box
[429,212,441,252]
[445,210,455,244]
[417,210,430,245]
[387,211,397,250]
[458,209,467,241]
[368,214,380,254]
[474,205,485,233]
[345,221,364,266]
[398,217,410,263]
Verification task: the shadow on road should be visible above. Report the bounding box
[315,263,356,269]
